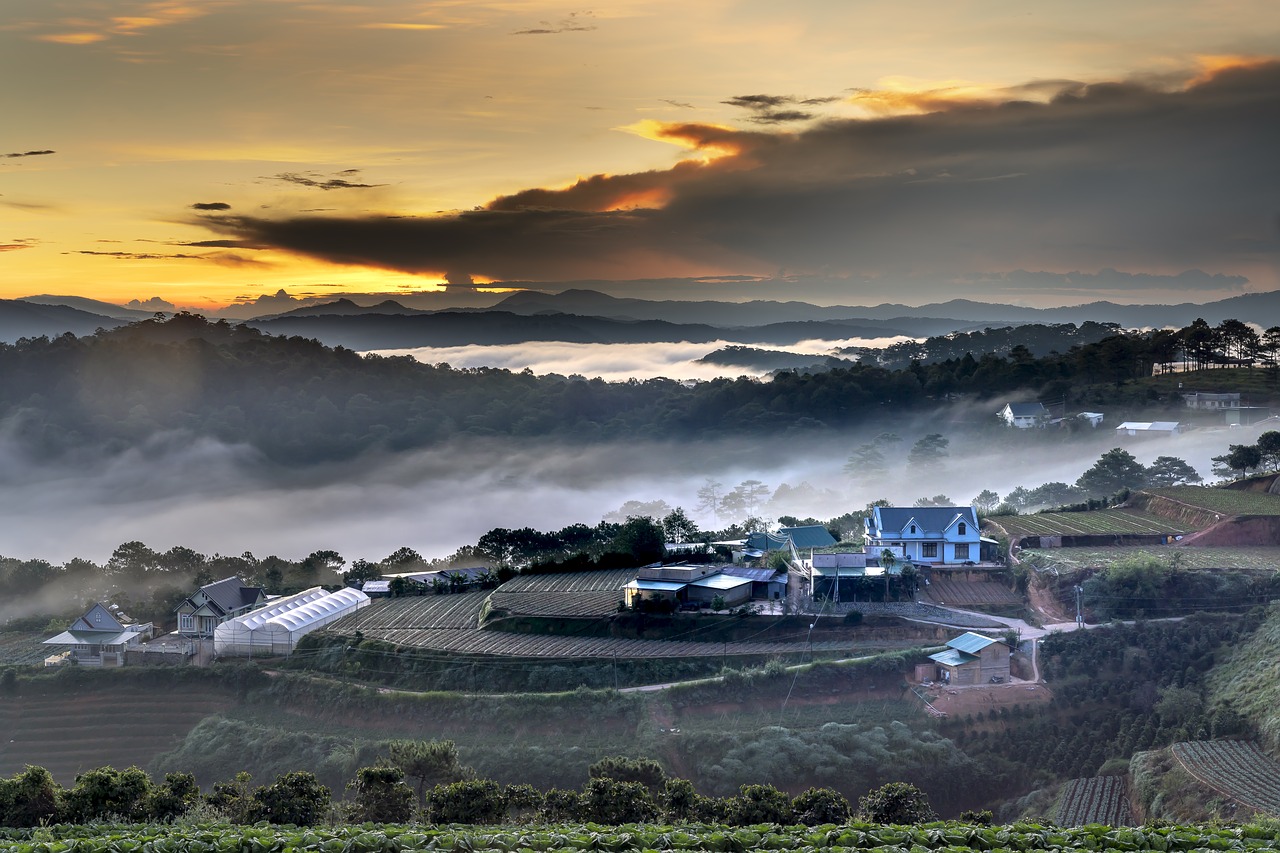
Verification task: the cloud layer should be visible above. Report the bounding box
[196,62,1280,296]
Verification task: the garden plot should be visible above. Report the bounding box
[0,631,53,665]
[994,510,1186,539]
[1020,546,1280,571]
[1171,740,1280,816]
[1147,488,1280,516]
[922,577,1021,608]
[489,568,637,618]
[330,592,489,632]
[1056,775,1134,826]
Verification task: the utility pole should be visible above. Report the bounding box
[1074,585,1084,627]
[612,652,618,690]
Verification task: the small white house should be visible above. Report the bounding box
[864,506,982,565]
[998,402,1049,428]
[1078,412,1104,428]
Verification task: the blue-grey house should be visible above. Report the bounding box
[864,506,982,565]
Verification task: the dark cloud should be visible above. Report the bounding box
[723,93,834,123]
[513,11,596,34]
[4,150,55,158]
[177,239,259,249]
[195,62,1280,294]
[191,201,231,210]
[961,268,1250,292]
[74,250,203,260]
[0,238,37,252]
[661,99,695,109]
[269,171,384,190]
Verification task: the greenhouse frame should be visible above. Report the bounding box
[213,586,370,657]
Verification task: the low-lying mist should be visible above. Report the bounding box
[0,416,1261,566]
[370,336,912,381]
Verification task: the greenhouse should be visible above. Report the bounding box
[213,586,370,657]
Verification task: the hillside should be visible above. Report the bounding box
[1206,602,1280,750]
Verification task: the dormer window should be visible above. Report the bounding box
[910,525,916,534]
[959,522,966,535]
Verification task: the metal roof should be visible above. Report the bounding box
[1004,402,1048,417]
[198,576,265,615]
[812,564,865,577]
[626,579,687,592]
[929,648,978,667]
[947,632,1001,654]
[812,553,866,568]
[779,525,838,549]
[45,626,146,647]
[871,506,978,536]
[688,574,754,590]
[1115,421,1180,431]
[722,566,782,582]
[746,532,791,551]
[361,580,391,593]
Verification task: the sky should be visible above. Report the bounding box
[3,1,1280,311]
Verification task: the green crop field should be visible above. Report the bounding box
[1055,776,1134,826]
[0,631,53,666]
[2,820,1278,852]
[1019,546,1280,571]
[991,509,1186,538]
[1147,487,1280,516]
[1171,740,1280,817]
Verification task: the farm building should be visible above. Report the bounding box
[1115,421,1183,437]
[623,562,779,608]
[175,576,267,639]
[360,579,391,598]
[928,632,1010,686]
[1183,391,1240,409]
[809,552,907,600]
[998,402,1049,428]
[213,586,370,657]
[44,603,153,667]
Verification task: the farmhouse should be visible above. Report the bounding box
[175,576,267,639]
[1183,391,1240,410]
[43,603,153,667]
[998,402,1049,429]
[864,505,985,566]
[928,631,1010,686]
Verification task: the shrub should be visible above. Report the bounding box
[428,779,506,824]
[345,765,415,823]
[792,786,851,824]
[856,781,936,824]
[726,783,792,825]
[247,771,331,826]
[579,777,658,824]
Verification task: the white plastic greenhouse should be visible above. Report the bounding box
[213,586,370,657]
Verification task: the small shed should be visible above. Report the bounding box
[624,578,686,608]
[722,566,788,600]
[361,579,391,598]
[928,631,1010,686]
[686,573,753,608]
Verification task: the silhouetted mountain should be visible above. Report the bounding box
[17,295,153,321]
[255,298,421,320]
[247,311,912,349]
[0,300,128,343]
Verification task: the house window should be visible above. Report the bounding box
[910,525,916,534]
[958,522,966,535]
[955,544,970,560]
[922,543,938,558]
[179,614,194,632]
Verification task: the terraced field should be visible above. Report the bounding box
[1171,740,1280,816]
[922,577,1021,607]
[1020,546,1280,571]
[1056,775,1134,826]
[330,591,489,632]
[0,686,236,783]
[488,569,636,618]
[993,509,1186,539]
[1147,487,1280,516]
[0,631,52,665]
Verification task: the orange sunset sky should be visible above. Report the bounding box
[2,1,1279,311]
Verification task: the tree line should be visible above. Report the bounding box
[2,314,1275,466]
[0,750,940,828]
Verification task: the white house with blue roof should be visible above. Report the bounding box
[865,505,983,566]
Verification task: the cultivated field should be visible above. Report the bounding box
[1055,775,1134,826]
[1147,487,1280,517]
[0,685,236,784]
[1170,740,1280,816]
[0,631,53,665]
[488,568,636,618]
[1020,546,1280,571]
[993,509,1186,539]
[922,577,1021,608]
[330,591,489,632]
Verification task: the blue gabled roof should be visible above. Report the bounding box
[779,525,837,549]
[872,506,977,536]
[746,532,791,551]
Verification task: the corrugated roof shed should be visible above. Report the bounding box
[929,648,978,666]
[1005,402,1048,417]
[361,580,391,594]
[722,566,781,582]
[625,579,687,592]
[948,632,1000,654]
[688,574,754,590]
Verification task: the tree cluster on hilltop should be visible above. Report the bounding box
[2,314,1276,466]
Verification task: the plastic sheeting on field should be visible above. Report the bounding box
[213,586,370,657]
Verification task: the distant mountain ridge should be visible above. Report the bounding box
[0,299,129,342]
